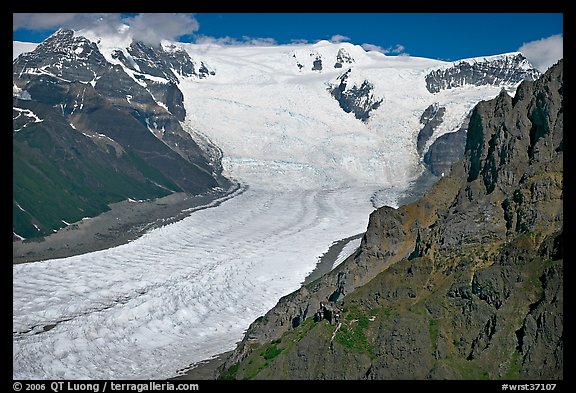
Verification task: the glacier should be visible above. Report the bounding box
[13,186,383,379]
[13,36,533,379]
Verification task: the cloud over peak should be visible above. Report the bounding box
[518,34,563,73]
[329,34,350,43]
[195,35,277,46]
[13,13,200,46]
[125,14,199,46]
[361,43,407,55]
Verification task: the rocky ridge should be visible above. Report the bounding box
[425,53,540,94]
[219,60,563,380]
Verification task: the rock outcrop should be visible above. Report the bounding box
[220,60,563,380]
[328,69,383,122]
[111,41,215,121]
[420,54,540,175]
[334,48,354,69]
[417,103,446,156]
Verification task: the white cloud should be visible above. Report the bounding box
[14,13,83,30]
[361,43,407,55]
[13,13,200,46]
[329,34,350,43]
[195,35,277,47]
[243,36,277,46]
[390,44,405,54]
[361,43,386,53]
[124,13,199,46]
[194,36,234,45]
[518,34,563,73]
[13,13,122,33]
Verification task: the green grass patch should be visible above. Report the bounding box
[429,319,439,355]
[336,307,374,356]
[381,306,400,318]
[230,317,318,379]
[243,355,268,380]
[283,316,316,345]
[218,363,239,380]
[262,343,283,361]
[13,128,174,238]
[124,149,181,192]
[444,357,491,380]
[504,350,522,379]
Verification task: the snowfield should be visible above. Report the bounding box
[13,36,524,379]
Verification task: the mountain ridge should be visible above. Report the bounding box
[13,29,229,239]
[218,60,563,380]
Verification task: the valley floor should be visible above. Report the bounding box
[12,185,241,264]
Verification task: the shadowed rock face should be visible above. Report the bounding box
[423,110,470,177]
[13,29,226,239]
[425,53,540,94]
[312,58,323,71]
[221,61,562,380]
[13,29,109,84]
[417,103,446,156]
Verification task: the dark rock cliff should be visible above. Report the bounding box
[419,54,540,176]
[334,48,354,69]
[423,110,471,177]
[111,41,215,121]
[220,60,563,380]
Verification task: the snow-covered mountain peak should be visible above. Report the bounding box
[312,39,332,47]
[452,52,534,68]
[13,32,542,188]
[33,28,96,59]
[13,29,110,87]
[425,52,540,94]
[72,25,131,47]
[287,41,379,73]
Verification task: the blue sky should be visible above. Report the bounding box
[13,13,563,70]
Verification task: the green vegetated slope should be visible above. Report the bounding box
[13,99,178,238]
[220,60,563,380]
